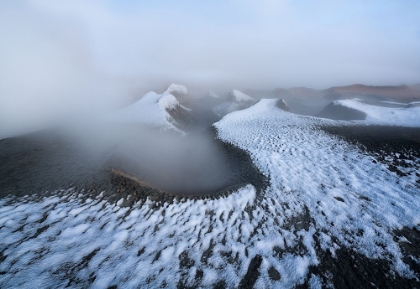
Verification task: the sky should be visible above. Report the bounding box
[1,0,420,136]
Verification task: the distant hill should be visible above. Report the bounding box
[247,84,420,103]
[245,84,420,116]
[324,84,420,102]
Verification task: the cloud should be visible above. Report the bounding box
[0,1,132,137]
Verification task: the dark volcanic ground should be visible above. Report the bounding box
[0,130,109,199]
[0,127,266,200]
[317,125,420,288]
[0,130,110,199]
[321,125,420,187]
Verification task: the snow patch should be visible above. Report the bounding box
[163,83,188,96]
[228,89,254,102]
[212,90,255,117]
[107,91,182,132]
[336,98,420,127]
[207,91,219,98]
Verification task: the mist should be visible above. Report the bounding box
[1,1,420,138]
[70,124,253,195]
[1,1,420,192]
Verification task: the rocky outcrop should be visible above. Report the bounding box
[166,104,193,131]
[275,99,290,112]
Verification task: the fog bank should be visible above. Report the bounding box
[1,0,420,137]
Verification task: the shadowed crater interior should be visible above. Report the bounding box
[0,125,266,198]
[110,126,265,196]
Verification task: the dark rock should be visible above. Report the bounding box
[268,266,281,281]
[179,251,195,268]
[321,125,420,179]
[393,227,420,275]
[166,105,194,131]
[317,102,366,120]
[275,99,290,112]
[238,254,263,289]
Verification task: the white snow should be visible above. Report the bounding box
[212,90,254,116]
[107,91,182,132]
[379,100,407,106]
[228,89,254,102]
[0,186,260,289]
[163,83,188,96]
[207,91,219,98]
[213,102,244,117]
[215,99,420,281]
[335,98,420,127]
[1,98,419,288]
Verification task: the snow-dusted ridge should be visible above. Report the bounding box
[107,90,185,133]
[215,99,419,284]
[333,98,420,127]
[213,90,255,117]
[107,84,193,132]
[163,83,188,97]
[228,89,254,102]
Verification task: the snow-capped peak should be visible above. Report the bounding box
[276,98,290,111]
[207,91,219,98]
[164,84,188,96]
[157,93,179,110]
[107,91,182,132]
[228,89,254,102]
